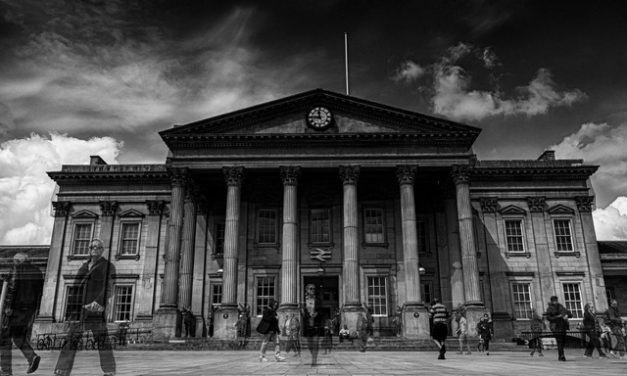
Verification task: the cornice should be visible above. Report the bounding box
[472,164,598,180]
[48,164,169,183]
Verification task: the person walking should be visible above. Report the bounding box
[606,299,626,358]
[429,298,450,360]
[356,311,370,352]
[181,307,195,338]
[455,310,472,355]
[529,308,545,357]
[545,295,572,362]
[53,239,116,376]
[0,253,44,376]
[283,313,301,357]
[476,313,493,355]
[256,299,285,362]
[582,303,606,358]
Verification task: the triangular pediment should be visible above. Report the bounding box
[71,209,98,219]
[160,89,480,139]
[547,204,575,215]
[500,205,527,215]
[119,209,145,218]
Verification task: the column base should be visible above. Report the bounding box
[463,304,486,337]
[491,311,513,340]
[278,304,300,335]
[402,303,430,339]
[341,304,365,333]
[195,316,206,338]
[213,305,239,340]
[153,307,178,341]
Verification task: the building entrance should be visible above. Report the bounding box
[303,276,339,334]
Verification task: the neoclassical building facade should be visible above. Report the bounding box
[33,89,607,340]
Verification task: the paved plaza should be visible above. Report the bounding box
[6,349,626,376]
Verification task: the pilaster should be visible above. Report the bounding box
[279,166,300,312]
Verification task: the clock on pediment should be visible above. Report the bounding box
[306,106,333,130]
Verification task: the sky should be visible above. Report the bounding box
[1,0,626,244]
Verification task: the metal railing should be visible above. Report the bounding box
[36,328,152,351]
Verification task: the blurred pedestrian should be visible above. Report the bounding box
[455,309,471,355]
[429,298,450,360]
[181,306,195,338]
[582,303,606,358]
[545,295,572,361]
[476,313,493,355]
[529,308,545,357]
[256,299,285,362]
[283,312,301,357]
[606,299,625,358]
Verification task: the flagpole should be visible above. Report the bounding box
[344,32,350,95]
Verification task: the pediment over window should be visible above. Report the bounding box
[547,204,575,215]
[71,209,98,219]
[500,205,526,216]
[119,209,145,218]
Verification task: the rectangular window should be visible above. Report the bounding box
[364,208,385,244]
[120,222,140,256]
[72,223,93,256]
[367,276,388,316]
[554,219,574,251]
[563,283,583,318]
[310,209,331,244]
[257,209,278,244]
[255,276,276,316]
[215,222,225,257]
[511,283,532,319]
[421,282,432,305]
[211,283,223,305]
[64,285,85,321]
[505,220,525,252]
[114,285,134,321]
[417,220,427,253]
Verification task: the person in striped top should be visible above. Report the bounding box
[429,298,450,360]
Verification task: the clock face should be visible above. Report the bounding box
[307,107,332,129]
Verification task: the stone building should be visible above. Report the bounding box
[33,89,608,340]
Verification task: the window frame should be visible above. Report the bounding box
[504,218,526,253]
[309,207,333,246]
[211,282,223,306]
[510,282,533,320]
[117,220,142,260]
[562,282,584,319]
[255,208,279,247]
[421,281,433,305]
[362,206,386,245]
[113,284,135,322]
[366,275,389,317]
[63,284,85,322]
[552,218,575,252]
[71,221,94,258]
[254,275,277,317]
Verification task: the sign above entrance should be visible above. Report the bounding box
[310,248,331,262]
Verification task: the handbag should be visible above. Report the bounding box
[256,319,270,335]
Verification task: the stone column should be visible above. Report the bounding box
[396,165,429,338]
[35,202,71,334]
[528,196,554,310]
[136,200,165,322]
[178,185,198,316]
[339,165,363,331]
[576,196,609,312]
[278,166,300,323]
[214,166,244,340]
[445,197,465,309]
[451,165,483,334]
[154,168,187,340]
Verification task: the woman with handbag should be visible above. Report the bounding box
[256,299,285,362]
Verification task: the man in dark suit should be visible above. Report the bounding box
[545,295,572,362]
[0,252,44,375]
[54,239,116,376]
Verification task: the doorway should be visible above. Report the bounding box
[303,276,339,332]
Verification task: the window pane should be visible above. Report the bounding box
[367,276,388,316]
[505,220,525,252]
[311,209,330,243]
[511,283,532,319]
[257,210,277,244]
[114,285,134,321]
[554,220,573,251]
[212,284,223,305]
[421,282,432,304]
[256,276,275,316]
[65,285,85,321]
[73,223,92,255]
[121,222,140,255]
[215,223,225,256]
[563,283,583,318]
[364,208,384,243]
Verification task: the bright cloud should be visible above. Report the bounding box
[0,133,122,245]
[592,197,627,240]
[392,60,426,83]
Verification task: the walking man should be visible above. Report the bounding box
[257,299,285,362]
[54,239,116,376]
[529,308,544,357]
[545,295,572,361]
[607,299,626,358]
[429,298,450,360]
[582,303,606,358]
[0,253,44,376]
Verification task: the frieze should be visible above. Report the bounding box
[575,196,594,212]
[479,198,499,213]
[451,165,471,185]
[99,201,118,217]
[526,197,546,213]
[339,165,360,185]
[280,166,301,186]
[223,166,245,187]
[395,165,417,185]
[52,201,71,218]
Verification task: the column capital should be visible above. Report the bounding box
[52,201,72,217]
[527,197,547,213]
[169,167,188,187]
[396,165,417,185]
[479,197,500,213]
[280,166,301,186]
[223,166,244,187]
[184,182,198,203]
[451,165,471,185]
[99,201,118,217]
[339,165,360,185]
[575,196,594,212]
[146,200,166,216]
